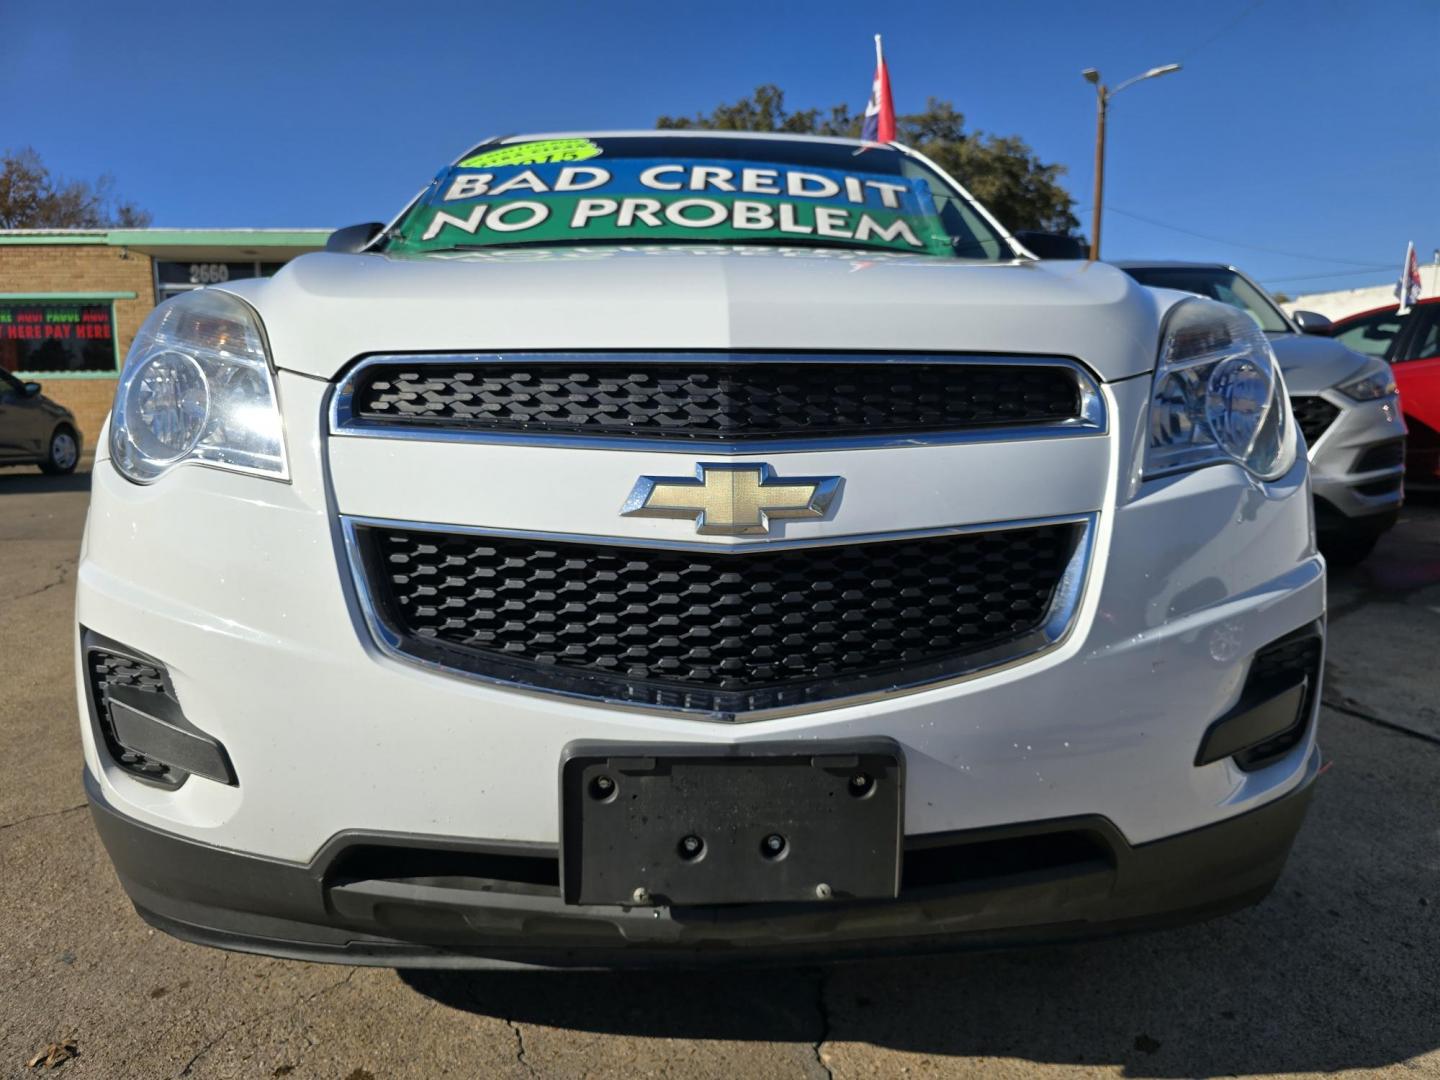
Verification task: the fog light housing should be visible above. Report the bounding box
[1195,622,1323,771]
[84,631,235,789]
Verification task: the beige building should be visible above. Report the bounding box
[0,229,328,444]
[1282,262,1440,322]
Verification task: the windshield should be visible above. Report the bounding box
[384,135,1011,261]
[1122,266,1291,333]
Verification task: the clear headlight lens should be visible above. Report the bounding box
[1337,357,1397,401]
[1145,297,1296,480]
[110,290,287,483]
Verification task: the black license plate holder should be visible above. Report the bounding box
[560,738,903,906]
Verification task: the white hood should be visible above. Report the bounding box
[218,247,1167,382]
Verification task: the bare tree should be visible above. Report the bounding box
[659,86,1080,236]
[0,147,153,229]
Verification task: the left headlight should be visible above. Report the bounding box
[1144,297,1296,481]
[110,289,287,484]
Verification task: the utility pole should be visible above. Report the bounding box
[1081,63,1182,260]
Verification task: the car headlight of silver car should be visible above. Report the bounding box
[1144,297,1296,481]
[1336,356,1397,402]
[110,290,287,484]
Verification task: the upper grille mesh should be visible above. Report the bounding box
[354,522,1084,716]
[1290,396,1340,445]
[342,359,1085,442]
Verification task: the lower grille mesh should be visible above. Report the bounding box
[353,522,1085,717]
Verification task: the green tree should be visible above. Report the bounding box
[659,85,1079,236]
[0,147,151,229]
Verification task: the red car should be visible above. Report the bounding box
[1331,296,1440,487]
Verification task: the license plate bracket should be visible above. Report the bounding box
[560,738,903,906]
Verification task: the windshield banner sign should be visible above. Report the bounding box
[392,158,955,256]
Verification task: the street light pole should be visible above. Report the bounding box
[1081,63,1181,260]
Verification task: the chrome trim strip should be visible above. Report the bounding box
[341,511,1091,555]
[329,352,1108,454]
[340,512,1097,722]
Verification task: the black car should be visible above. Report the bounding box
[0,371,82,474]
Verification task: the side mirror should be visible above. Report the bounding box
[1012,230,1089,260]
[23,381,42,397]
[325,222,386,254]
[1292,310,1334,336]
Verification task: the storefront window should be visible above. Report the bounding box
[154,261,279,302]
[0,301,115,374]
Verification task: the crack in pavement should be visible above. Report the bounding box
[0,560,75,605]
[0,803,86,833]
[811,969,834,1080]
[1323,697,1440,748]
[177,968,357,1077]
[505,1018,534,1075]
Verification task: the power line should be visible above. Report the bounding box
[1178,0,1266,63]
[1259,267,1397,285]
[1103,205,1392,269]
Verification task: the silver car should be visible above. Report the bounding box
[0,371,83,475]
[1116,261,1405,566]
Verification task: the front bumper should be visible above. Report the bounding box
[79,368,1326,964]
[87,750,1319,969]
[1302,391,1406,524]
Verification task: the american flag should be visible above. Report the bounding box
[861,35,896,143]
[1397,241,1422,311]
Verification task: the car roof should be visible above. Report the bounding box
[1333,295,1439,324]
[459,129,891,161]
[1110,260,1243,273]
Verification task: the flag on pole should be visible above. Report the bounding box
[861,34,896,143]
[1396,241,1422,311]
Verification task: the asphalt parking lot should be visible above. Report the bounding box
[1,461,1436,1079]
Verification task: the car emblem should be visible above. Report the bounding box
[621,463,842,536]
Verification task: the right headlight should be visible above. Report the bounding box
[1336,356,1397,401]
[1144,297,1296,481]
[110,289,287,484]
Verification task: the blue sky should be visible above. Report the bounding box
[5,0,1437,295]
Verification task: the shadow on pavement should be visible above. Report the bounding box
[0,464,92,495]
[400,883,1439,1076]
[1328,490,1440,598]
[400,515,1440,1078]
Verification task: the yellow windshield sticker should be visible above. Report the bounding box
[459,138,603,168]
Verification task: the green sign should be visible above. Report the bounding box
[393,156,954,257]
[458,138,603,168]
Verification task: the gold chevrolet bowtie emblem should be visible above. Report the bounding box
[621,463,842,535]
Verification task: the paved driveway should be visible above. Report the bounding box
[1,462,1436,1078]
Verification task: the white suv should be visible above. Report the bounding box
[79,132,1323,967]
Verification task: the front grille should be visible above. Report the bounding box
[319,827,1114,900]
[87,649,183,787]
[352,521,1086,717]
[339,357,1087,443]
[1290,396,1340,445]
[1355,476,1403,498]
